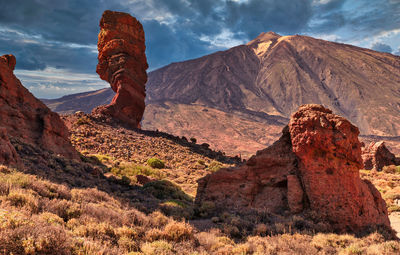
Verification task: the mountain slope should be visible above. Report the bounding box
[43,32,400,157]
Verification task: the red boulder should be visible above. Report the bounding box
[196,104,390,233]
[362,141,397,171]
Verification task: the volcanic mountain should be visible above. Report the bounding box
[43,32,400,157]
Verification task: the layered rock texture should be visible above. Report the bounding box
[362,141,398,171]
[0,54,78,163]
[44,32,400,157]
[93,10,148,128]
[196,104,390,232]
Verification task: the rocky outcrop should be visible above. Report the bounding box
[362,141,397,171]
[196,104,390,232]
[93,10,148,128]
[0,54,79,161]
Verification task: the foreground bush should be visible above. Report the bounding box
[147,158,165,169]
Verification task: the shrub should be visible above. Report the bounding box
[143,180,192,202]
[383,165,400,174]
[198,201,216,217]
[208,161,223,172]
[147,158,165,169]
[39,212,65,226]
[201,143,210,149]
[112,162,163,179]
[163,221,194,242]
[118,236,139,252]
[190,137,197,144]
[6,189,38,213]
[141,240,173,255]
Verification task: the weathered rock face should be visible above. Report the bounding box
[197,126,298,213]
[362,141,397,171]
[196,104,390,232]
[93,10,148,128]
[0,54,79,161]
[0,128,20,165]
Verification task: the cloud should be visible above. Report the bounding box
[0,0,399,99]
[371,42,393,53]
[0,29,98,73]
[15,68,107,99]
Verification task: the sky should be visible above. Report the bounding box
[0,0,399,99]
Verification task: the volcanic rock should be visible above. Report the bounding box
[0,128,20,165]
[362,141,397,171]
[93,10,148,128]
[196,104,390,232]
[0,54,78,161]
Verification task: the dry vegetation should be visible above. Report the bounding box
[1,166,399,255]
[0,113,399,254]
[361,166,400,213]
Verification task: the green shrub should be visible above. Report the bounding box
[111,162,163,179]
[143,180,192,202]
[208,161,223,172]
[147,158,165,169]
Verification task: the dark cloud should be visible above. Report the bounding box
[0,0,125,45]
[371,42,393,53]
[143,20,212,69]
[309,0,347,33]
[0,31,97,73]
[225,0,312,39]
[0,0,399,75]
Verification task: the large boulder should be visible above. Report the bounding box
[362,141,397,171]
[196,104,390,232]
[0,54,79,161]
[93,10,148,128]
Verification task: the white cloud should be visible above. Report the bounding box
[14,68,108,99]
[199,29,246,48]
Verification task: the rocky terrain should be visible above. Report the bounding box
[197,104,389,232]
[93,10,148,128]
[43,31,400,157]
[1,72,400,253]
[2,10,400,254]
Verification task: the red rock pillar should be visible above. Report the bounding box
[93,10,148,128]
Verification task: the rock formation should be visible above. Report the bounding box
[93,10,148,128]
[196,104,390,232]
[362,141,397,171]
[0,54,79,162]
[0,128,20,165]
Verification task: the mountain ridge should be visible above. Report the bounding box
[42,32,400,157]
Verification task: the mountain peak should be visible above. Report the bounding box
[247,31,281,46]
[246,32,283,57]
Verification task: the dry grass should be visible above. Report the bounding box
[360,168,400,213]
[1,165,398,254]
